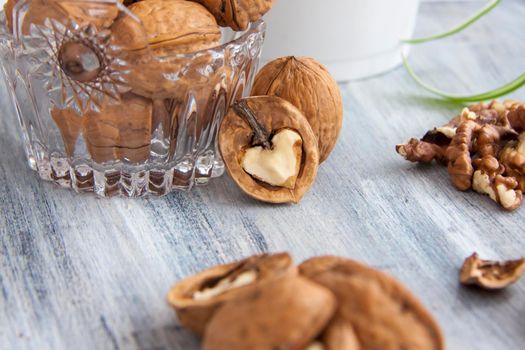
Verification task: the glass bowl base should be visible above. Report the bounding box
[30,153,225,197]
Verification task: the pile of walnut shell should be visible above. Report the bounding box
[397,100,525,210]
[168,253,444,350]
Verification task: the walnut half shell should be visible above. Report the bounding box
[299,256,444,350]
[219,96,319,204]
[202,276,336,350]
[460,252,525,290]
[167,252,295,335]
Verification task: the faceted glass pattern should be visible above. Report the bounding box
[0,0,265,196]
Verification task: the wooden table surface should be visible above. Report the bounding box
[1,1,525,349]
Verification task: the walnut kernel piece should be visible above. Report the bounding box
[300,256,444,350]
[251,56,343,163]
[460,253,525,290]
[202,277,336,350]
[219,96,319,204]
[167,253,295,335]
[192,270,257,301]
[241,129,302,189]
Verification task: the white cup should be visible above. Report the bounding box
[262,0,421,82]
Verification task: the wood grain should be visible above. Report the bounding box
[1,1,524,349]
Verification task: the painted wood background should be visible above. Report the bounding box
[1,1,524,349]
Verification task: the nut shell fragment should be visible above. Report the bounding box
[251,56,343,163]
[460,252,525,290]
[219,96,319,204]
[202,276,336,350]
[167,252,295,335]
[300,256,444,350]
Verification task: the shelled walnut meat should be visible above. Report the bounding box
[219,96,319,204]
[167,253,444,350]
[167,252,295,335]
[397,100,525,210]
[252,56,344,163]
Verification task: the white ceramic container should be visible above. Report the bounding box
[262,0,421,81]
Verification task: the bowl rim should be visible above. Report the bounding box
[2,0,266,59]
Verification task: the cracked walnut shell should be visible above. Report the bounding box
[193,0,273,31]
[219,96,319,204]
[300,256,444,350]
[202,276,336,350]
[251,56,343,163]
[460,252,525,290]
[167,252,295,335]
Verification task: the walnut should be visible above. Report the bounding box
[110,0,223,99]
[299,256,444,350]
[5,0,120,35]
[82,93,153,163]
[128,0,221,55]
[193,0,273,31]
[316,318,360,350]
[460,253,525,290]
[396,138,447,163]
[51,107,83,157]
[202,277,336,350]
[251,56,343,163]
[167,253,295,335]
[397,101,525,210]
[472,155,523,210]
[219,96,319,204]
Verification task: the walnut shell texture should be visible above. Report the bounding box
[129,0,221,55]
[251,56,343,163]
[5,0,120,35]
[320,318,360,350]
[202,276,336,350]
[219,96,319,204]
[51,107,84,157]
[300,256,444,350]
[194,0,273,31]
[167,252,295,335]
[82,93,153,163]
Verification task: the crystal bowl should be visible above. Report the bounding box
[0,0,265,197]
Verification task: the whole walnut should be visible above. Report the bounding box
[193,0,273,31]
[128,0,221,55]
[251,56,343,163]
[111,0,222,98]
[82,93,153,163]
[4,0,120,35]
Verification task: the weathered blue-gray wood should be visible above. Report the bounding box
[1,1,524,349]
